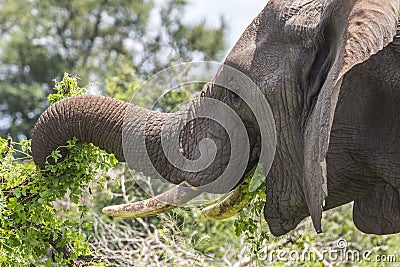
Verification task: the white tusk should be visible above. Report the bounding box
[201,183,248,220]
[102,182,201,218]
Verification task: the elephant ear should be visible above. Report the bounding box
[304,0,400,233]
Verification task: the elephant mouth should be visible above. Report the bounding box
[102,179,248,219]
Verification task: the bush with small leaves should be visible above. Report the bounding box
[0,74,117,266]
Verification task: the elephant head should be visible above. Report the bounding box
[32,0,400,236]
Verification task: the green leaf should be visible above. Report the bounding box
[14,188,21,199]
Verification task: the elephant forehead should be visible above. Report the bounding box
[267,0,323,44]
[277,0,323,29]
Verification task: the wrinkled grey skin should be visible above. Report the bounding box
[32,0,400,236]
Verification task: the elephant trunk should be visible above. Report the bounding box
[32,95,129,168]
[32,93,247,219]
[31,94,232,187]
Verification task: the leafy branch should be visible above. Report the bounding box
[0,74,117,266]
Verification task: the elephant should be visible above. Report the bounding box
[31,0,400,237]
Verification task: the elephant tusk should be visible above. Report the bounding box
[200,183,248,220]
[102,182,201,218]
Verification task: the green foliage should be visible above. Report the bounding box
[104,67,143,102]
[47,73,87,104]
[169,19,226,61]
[0,74,117,265]
[166,208,241,259]
[233,168,269,256]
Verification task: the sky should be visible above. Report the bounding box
[184,1,267,52]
